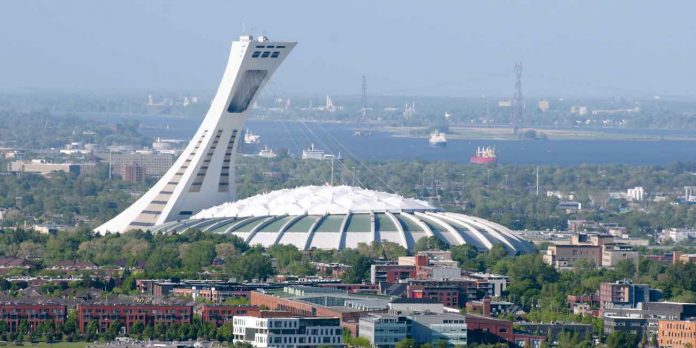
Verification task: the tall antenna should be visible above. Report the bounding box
[511,62,524,134]
[108,149,112,180]
[361,74,367,109]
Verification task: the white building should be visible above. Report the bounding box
[468,273,509,298]
[233,316,342,348]
[626,186,644,201]
[388,298,444,315]
[359,314,409,348]
[409,313,467,347]
[661,228,696,244]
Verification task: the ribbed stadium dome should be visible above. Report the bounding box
[151,185,534,253]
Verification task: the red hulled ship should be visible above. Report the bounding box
[470,146,497,164]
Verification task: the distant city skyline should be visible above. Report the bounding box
[1,0,696,98]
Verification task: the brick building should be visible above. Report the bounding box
[406,278,491,307]
[249,290,384,335]
[0,303,66,332]
[370,264,416,284]
[317,283,379,294]
[77,304,192,333]
[198,305,259,326]
[599,279,661,311]
[465,314,544,347]
[658,319,696,348]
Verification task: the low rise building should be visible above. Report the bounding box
[515,322,593,343]
[602,244,639,267]
[77,304,193,334]
[318,283,379,294]
[673,252,696,265]
[359,314,409,348]
[599,279,661,311]
[233,315,343,348]
[603,302,696,336]
[198,305,259,326]
[9,160,95,177]
[543,244,601,269]
[0,303,66,332]
[105,152,174,177]
[465,314,544,347]
[658,319,696,348]
[370,264,416,285]
[466,298,517,317]
[406,278,491,307]
[466,273,509,298]
[249,287,390,335]
[409,313,467,347]
[661,228,696,244]
[388,298,443,315]
[543,233,639,269]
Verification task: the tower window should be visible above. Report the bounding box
[261,51,270,58]
[271,52,280,58]
[227,69,268,113]
[252,51,261,58]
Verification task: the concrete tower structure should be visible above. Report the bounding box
[96,35,296,234]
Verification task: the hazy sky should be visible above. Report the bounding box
[1,0,695,98]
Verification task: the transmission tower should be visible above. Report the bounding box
[361,74,368,109]
[511,62,524,133]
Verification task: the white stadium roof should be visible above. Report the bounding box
[193,185,438,218]
[152,185,535,253]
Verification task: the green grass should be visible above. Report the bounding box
[4,343,88,348]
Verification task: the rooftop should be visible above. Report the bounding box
[193,185,438,218]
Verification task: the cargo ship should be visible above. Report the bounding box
[429,131,447,147]
[258,145,277,158]
[470,146,497,164]
[244,129,261,144]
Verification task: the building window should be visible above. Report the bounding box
[227,69,268,113]
[271,51,280,58]
[261,51,270,58]
[252,51,261,58]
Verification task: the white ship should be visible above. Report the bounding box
[244,129,261,144]
[258,146,277,158]
[429,131,447,147]
[302,143,326,160]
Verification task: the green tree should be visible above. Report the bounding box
[414,236,447,252]
[395,338,417,348]
[225,251,275,281]
[145,246,181,273]
[606,331,640,348]
[181,240,216,270]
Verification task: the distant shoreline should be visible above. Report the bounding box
[55,111,696,142]
[382,125,696,141]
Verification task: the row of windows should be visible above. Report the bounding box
[252,51,280,58]
[256,45,286,49]
[271,335,340,344]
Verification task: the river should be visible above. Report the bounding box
[110,115,696,166]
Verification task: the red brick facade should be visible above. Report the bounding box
[198,305,259,326]
[77,304,192,333]
[406,279,490,307]
[0,304,66,332]
[249,291,373,335]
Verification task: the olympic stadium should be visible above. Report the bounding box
[150,185,535,253]
[94,35,535,254]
